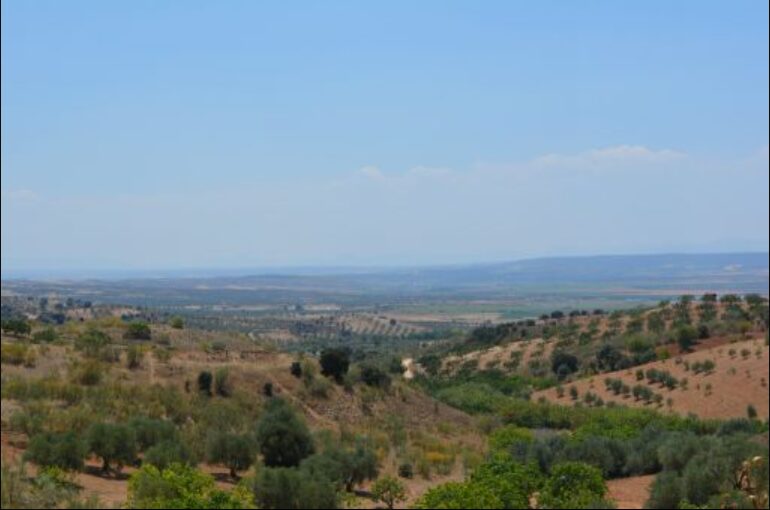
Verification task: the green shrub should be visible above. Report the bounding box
[470,453,543,509]
[124,322,152,340]
[205,432,254,478]
[320,348,350,382]
[1,343,29,365]
[128,417,178,451]
[359,365,391,389]
[488,425,533,452]
[371,475,407,510]
[24,431,87,471]
[254,398,314,468]
[251,464,338,509]
[215,368,232,397]
[144,440,195,470]
[87,422,138,474]
[413,481,502,509]
[71,360,105,386]
[127,463,253,508]
[538,462,608,509]
[75,329,111,358]
[32,327,59,343]
[398,462,414,479]
[1,318,32,336]
[646,470,684,509]
[197,371,213,396]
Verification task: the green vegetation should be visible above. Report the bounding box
[127,463,252,508]
[206,432,254,478]
[87,422,138,474]
[124,322,152,340]
[23,432,87,471]
[1,292,767,509]
[254,398,314,468]
[319,348,350,382]
[371,476,406,509]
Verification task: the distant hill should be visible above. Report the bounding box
[2,252,767,307]
[397,252,770,287]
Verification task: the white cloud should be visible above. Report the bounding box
[533,144,686,169]
[358,165,385,180]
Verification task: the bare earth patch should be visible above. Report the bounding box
[534,338,769,419]
[607,474,655,509]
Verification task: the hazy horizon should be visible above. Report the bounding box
[2,1,768,273]
[2,250,768,281]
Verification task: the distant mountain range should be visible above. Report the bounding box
[2,253,767,307]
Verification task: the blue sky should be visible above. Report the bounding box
[1,0,768,275]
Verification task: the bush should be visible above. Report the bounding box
[71,359,105,386]
[75,329,110,358]
[470,453,543,509]
[371,476,407,510]
[488,425,534,452]
[538,462,608,509]
[24,431,87,471]
[359,365,391,389]
[87,423,138,474]
[646,470,684,509]
[315,438,379,491]
[676,326,698,352]
[551,351,579,378]
[124,322,152,340]
[251,464,338,509]
[169,317,184,329]
[205,432,254,478]
[1,343,29,365]
[127,463,253,509]
[128,417,178,451]
[320,348,350,382]
[657,433,704,473]
[413,481,502,509]
[398,462,414,479]
[254,398,314,468]
[215,368,232,397]
[308,376,332,398]
[32,327,59,343]
[144,440,195,470]
[1,318,32,336]
[563,435,627,478]
[197,371,213,396]
[290,361,302,378]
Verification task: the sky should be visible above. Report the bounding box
[1,0,768,276]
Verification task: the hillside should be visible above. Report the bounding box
[1,291,768,509]
[1,315,483,509]
[533,337,768,419]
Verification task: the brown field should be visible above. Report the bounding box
[533,337,769,419]
[607,474,655,509]
[442,337,554,374]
